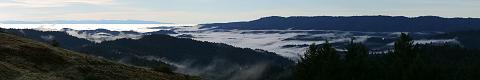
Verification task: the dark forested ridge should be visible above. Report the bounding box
[2,29,93,50]
[0,32,197,80]
[80,34,292,65]
[201,16,480,32]
[430,30,480,49]
[78,34,295,80]
[294,33,480,80]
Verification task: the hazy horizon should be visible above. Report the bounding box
[1,15,480,24]
[0,0,479,24]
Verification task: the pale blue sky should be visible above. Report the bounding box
[0,0,479,24]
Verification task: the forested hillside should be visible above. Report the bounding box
[430,30,480,49]
[2,29,92,50]
[294,33,480,80]
[78,35,295,80]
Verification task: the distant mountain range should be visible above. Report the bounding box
[200,16,480,32]
[0,20,169,24]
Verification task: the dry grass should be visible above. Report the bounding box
[0,33,200,80]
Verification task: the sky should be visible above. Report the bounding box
[0,0,479,24]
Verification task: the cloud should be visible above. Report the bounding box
[0,0,113,8]
[40,35,55,41]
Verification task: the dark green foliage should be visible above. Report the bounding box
[294,33,480,80]
[387,33,425,80]
[345,41,371,80]
[294,43,317,80]
[394,33,414,55]
[295,41,341,80]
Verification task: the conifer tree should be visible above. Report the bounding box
[393,33,414,59]
[294,43,318,80]
[345,40,370,80]
[317,40,340,80]
[389,33,424,80]
[294,40,341,80]
[293,33,480,80]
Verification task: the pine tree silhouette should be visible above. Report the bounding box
[389,33,425,80]
[295,40,341,80]
[294,43,318,80]
[294,33,480,80]
[345,40,370,80]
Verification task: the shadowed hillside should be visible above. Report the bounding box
[77,34,295,80]
[0,32,198,80]
[430,30,480,49]
[1,29,93,50]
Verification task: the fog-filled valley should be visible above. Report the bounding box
[0,22,461,59]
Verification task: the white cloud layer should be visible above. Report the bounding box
[0,0,113,7]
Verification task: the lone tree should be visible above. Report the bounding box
[389,33,425,80]
[294,43,318,80]
[393,33,414,58]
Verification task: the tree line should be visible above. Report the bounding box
[294,33,480,80]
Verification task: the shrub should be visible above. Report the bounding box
[152,65,173,74]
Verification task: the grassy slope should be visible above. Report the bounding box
[0,33,199,80]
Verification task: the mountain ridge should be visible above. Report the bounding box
[200,16,480,32]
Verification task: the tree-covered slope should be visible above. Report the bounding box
[294,33,480,80]
[430,30,480,49]
[2,29,93,50]
[77,34,295,80]
[0,33,197,80]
